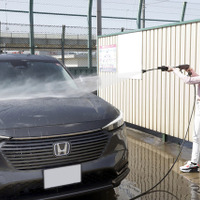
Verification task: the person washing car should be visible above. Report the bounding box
[168,66,200,172]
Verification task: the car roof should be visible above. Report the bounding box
[0,54,58,62]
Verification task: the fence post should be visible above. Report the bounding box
[0,22,1,51]
[88,0,93,68]
[137,0,143,29]
[181,1,187,22]
[142,0,145,28]
[97,0,102,36]
[29,0,35,54]
[61,25,66,65]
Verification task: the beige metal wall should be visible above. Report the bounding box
[98,20,200,141]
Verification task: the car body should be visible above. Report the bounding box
[0,54,129,200]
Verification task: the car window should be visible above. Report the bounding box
[0,61,70,81]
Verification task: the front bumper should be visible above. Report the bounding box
[0,126,129,200]
[0,151,129,200]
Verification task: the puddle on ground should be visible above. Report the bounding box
[114,180,141,199]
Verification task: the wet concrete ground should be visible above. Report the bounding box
[70,127,200,200]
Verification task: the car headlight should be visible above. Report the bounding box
[0,135,11,148]
[0,135,11,141]
[102,111,124,131]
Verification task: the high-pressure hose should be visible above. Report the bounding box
[129,65,196,200]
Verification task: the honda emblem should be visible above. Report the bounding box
[53,142,71,157]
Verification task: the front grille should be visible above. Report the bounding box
[1,130,109,170]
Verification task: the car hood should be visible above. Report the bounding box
[0,94,119,138]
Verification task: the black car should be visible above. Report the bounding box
[0,54,129,200]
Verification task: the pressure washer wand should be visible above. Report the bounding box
[142,64,192,76]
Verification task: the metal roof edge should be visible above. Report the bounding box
[98,18,200,38]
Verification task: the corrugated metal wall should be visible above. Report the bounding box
[98,20,200,141]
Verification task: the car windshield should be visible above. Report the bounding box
[0,60,78,99]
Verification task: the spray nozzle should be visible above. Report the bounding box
[142,69,147,73]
